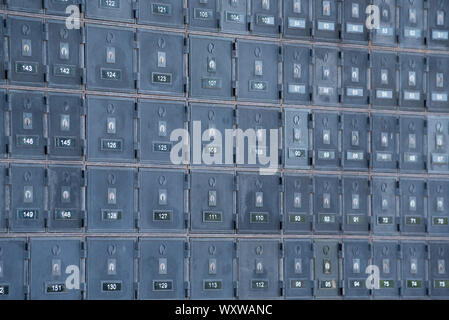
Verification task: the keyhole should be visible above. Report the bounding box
[294,65,300,77]
[295,197,300,206]
[23,43,30,53]
[25,190,32,200]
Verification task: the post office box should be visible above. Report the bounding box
[139,169,186,232]
[284,240,313,299]
[283,0,311,39]
[236,40,280,103]
[313,0,339,41]
[188,0,219,31]
[189,36,234,100]
[341,112,369,171]
[342,176,370,234]
[236,172,281,234]
[48,93,84,160]
[372,177,398,235]
[86,238,136,300]
[0,239,27,300]
[139,238,186,300]
[399,53,426,111]
[85,24,136,92]
[398,0,425,48]
[427,55,449,112]
[429,242,449,298]
[373,241,400,298]
[313,111,340,169]
[45,0,82,15]
[371,0,397,46]
[48,165,84,232]
[399,179,426,235]
[220,0,249,34]
[137,0,184,27]
[314,240,341,298]
[399,116,426,172]
[341,49,369,107]
[86,96,136,162]
[312,46,339,106]
[0,15,5,83]
[427,179,449,235]
[341,0,369,43]
[249,0,280,37]
[8,90,46,159]
[428,116,449,173]
[5,0,42,12]
[30,238,83,300]
[343,240,371,299]
[235,106,280,168]
[283,175,312,234]
[282,44,311,105]
[0,164,6,231]
[190,103,234,167]
[237,239,281,299]
[428,0,449,50]
[7,16,45,86]
[9,164,46,232]
[190,171,234,233]
[87,167,137,232]
[138,100,186,164]
[371,51,398,109]
[401,241,428,298]
[314,175,341,233]
[190,239,235,299]
[46,20,83,89]
[371,114,398,172]
[137,30,185,96]
[283,108,309,169]
[85,0,135,22]
[0,91,6,158]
